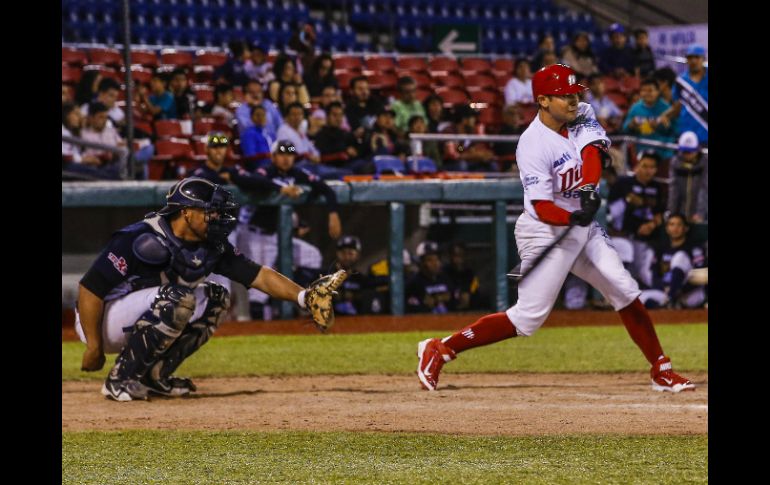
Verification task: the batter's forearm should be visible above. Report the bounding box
[251,267,304,303]
[77,284,105,351]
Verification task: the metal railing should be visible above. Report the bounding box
[61,135,130,180]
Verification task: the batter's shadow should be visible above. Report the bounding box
[172,389,267,399]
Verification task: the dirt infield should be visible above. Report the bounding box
[61,308,708,340]
[62,372,707,436]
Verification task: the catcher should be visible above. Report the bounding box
[75,177,346,401]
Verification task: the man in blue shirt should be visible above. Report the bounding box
[235,79,282,140]
[660,44,708,145]
[599,23,636,77]
[623,78,676,159]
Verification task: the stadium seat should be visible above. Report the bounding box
[155,120,186,139]
[333,55,364,70]
[464,74,497,91]
[365,56,396,72]
[82,64,122,83]
[335,71,361,92]
[519,103,539,124]
[124,65,153,84]
[62,65,82,84]
[192,84,215,104]
[194,118,217,136]
[461,57,492,72]
[607,92,629,110]
[471,90,504,105]
[602,76,621,93]
[62,47,88,67]
[435,87,469,105]
[195,50,228,67]
[406,156,437,174]
[160,49,194,68]
[429,56,459,72]
[397,56,429,71]
[130,50,159,68]
[403,72,433,88]
[89,47,123,67]
[495,73,513,88]
[492,58,515,73]
[434,73,465,88]
[621,76,641,94]
[415,87,433,102]
[374,155,406,176]
[367,73,398,91]
[479,107,503,127]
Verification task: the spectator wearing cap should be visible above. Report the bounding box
[365,107,410,159]
[406,241,452,314]
[440,104,495,171]
[211,83,236,125]
[599,23,636,77]
[659,44,708,144]
[236,79,283,140]
[214,40,252,87]
[191,132,275,191]
[584,74,624,133]
[391,76,427,133]
[345,76,386,136]
[239,105,275,170]
[245,43,273,88]
[331,236,384,315]
[444,243,481,311]
[560,32,599,78]
[143,71,177,120]
[504,59,534,106]
[667,132,708,223]
[632,29,656,78]
[81,77,125,127]
[623,77,676,159]
[314,101,372,175]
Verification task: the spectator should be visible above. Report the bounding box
[236,79,282,139]
[268,54,310,105]
[331,236,385,315]
[365,107,410,159]
[277,83,302,118]
[240,105,274,170]
[304,53,338,99]
[211,83,235,125]
[62,102,120,180]
[607,150,667,278]
[306,104,326,139]
[169,68,196,120]
[81,78,124,127]
[638,214,707,309]
[423,94,449,133]
[276,102,322,168]
[443,243,481,311]
[441,105,495,171]
[139,71,177,120]
[660,44,708,145]
[560,31,599,77]
[408,115,442,168]
[314,101,371,175]
[245,43,273,88]
[585,74,623,133]
[345,76,386,135]
[599,23,635,77]
[74,70,103,106]
[653,67,677,104]
[288,22,318,74]
[622,77,676,159]
[532,34,556,70]
[504,59,534,106]
[391,76,427,133]
[540,51,559,69]
[494,104,526,173]
[319,85,350,130]
[214,40,251,87]
[62,84,73,104]
[406,241,452,314]
[632,28,656,78]
[668,131,708,223]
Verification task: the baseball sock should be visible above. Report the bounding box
[618,298,664,364]
[442,312,517,354]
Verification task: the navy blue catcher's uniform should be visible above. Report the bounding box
[638,238,707,308]
[75,177,263,400]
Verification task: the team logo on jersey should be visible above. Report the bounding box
[553,152,572,168]
[107,252,127,276]
[568,74,576,85]
[523,175,540,187]
[192,255,203,267]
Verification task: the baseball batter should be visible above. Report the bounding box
[76,177,345,401]
[417,64,694,393]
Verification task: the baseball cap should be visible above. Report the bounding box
[416,241,440,259]
[336,235,362,252]
[207,132,229,148]
[685,44,706,58]
[609,23,625,34]
[271,139,297,155]
[678,131,700,152]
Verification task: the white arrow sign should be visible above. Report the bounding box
[438,30,477,54]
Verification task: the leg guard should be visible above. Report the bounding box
[108,284,196,381]
[150,282,230,380]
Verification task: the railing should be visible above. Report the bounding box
[61,135,130,180]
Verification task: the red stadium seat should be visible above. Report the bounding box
[415,87,433,102]
[479,107,503,127]
[492,58,515,73]
[155,138,193,158]
[464,74,497,90]
[335,71,360,92]
[155,120,185,139]
[471,90,504,105]
[130,50,159,68]
[602,76,621,93]
[62,64,81,84]
[397,57,429,71]
[160,49,193,68]
[124,65,152,85]
[519,103,539,124]
[365,56,396,72]
[461,57,492,72]
[333,55,363,70]
[435,87,469,105]
[194,118,216,136]
[192,137,208,155]
[621,75,641,94]
[404,72,433,88]
[495,73,513,88]
[429,57,459,72]
[193,65,214,83]
[607,92,629,110]
[82,64,122,83]
[367,73,398,90]
[192,84,214,104]
[62,47,88,67]
[434,74,465,88]
[149,138,198,180]
[89,48,123,67]
[195,50,228,67]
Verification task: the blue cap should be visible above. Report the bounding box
[609,23,625,34]
[685,44,706,57]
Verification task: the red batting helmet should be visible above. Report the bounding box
[531,64,587,99]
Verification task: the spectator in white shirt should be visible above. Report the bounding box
[504,59,534,105]
[80,78,125,128]
[211,83,236,125]
[62,102,120,179]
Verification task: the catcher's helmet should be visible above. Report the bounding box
[531,64,587,100]
[272,139,297,156]
[157,177,239,243]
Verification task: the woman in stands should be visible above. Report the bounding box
[268,54,310,106]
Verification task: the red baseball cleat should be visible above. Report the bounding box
[416,338,456,391]
[651,356,696,393]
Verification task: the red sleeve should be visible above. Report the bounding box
[580,144,603,186]
[533,200,571,226]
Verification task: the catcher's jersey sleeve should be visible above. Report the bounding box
[79,229,149,299]
[213,242,263,288]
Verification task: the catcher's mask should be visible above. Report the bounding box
[158,177,239,243]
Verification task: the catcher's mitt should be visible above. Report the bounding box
[304,270,348,332]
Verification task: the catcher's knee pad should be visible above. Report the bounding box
[150,284,197,333]
[195,282,231,329]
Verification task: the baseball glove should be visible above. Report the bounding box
[304,270,348,332]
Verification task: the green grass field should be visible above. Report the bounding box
[63,323,707,484]
[62,431,707,484]
[63,323,707,380]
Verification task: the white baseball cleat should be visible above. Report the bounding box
[650,356,696,393]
